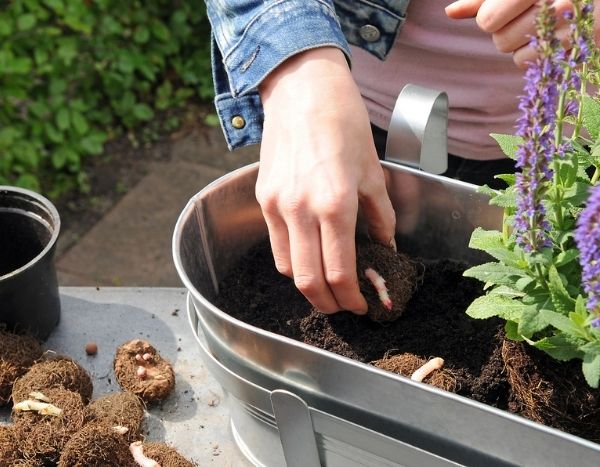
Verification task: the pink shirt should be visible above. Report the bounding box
[351,0,525,160]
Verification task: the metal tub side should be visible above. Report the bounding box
[173,162,600,467]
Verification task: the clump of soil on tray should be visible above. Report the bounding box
[215,238,600,442]
[135,441,197,467]
[12,387,86,465]
[58,422,135,467]
[0,329,43,405]
[114,339,175,403]
[12,355,93,404]
[0,424,20,465]
[84,391,145,441]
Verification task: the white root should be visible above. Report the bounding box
[137,366,147,379]
[13,400,62,416]
[364,267,393,310]
[130,441,161,467]
[411,357,445,382]
[142,353,153,361]
[135,354,144,363]
[29,391,51,402]
[113,425,129,435]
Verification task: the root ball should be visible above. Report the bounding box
[372,352,458,392]
[114,340,175,403]
[141,442,196,466]
[356,239,418,322]
[58,422,136,467]
[85,391,145,441]
[0,329,43,405]
[12,355,93,404]
[502,339,600,442]
[0,424,21,465]
[12,387,85,465]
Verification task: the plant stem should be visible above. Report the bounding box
[592,167,600,185]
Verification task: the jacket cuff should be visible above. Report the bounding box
[221,0,351,97]
[215,91,264,150]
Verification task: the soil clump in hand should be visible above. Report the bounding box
[356,238,418,322]
[0,329,43,405]
[11,355,93,404]
[114,339,175,403]
[84,391,145,441]
[58,422,136,467]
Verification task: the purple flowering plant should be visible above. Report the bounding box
[464,0,600,387]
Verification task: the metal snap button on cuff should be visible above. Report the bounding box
[231,115,246,129]
[359,24,381,42]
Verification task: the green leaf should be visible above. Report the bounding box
[44,123,64,144]
[203,113,221,127]
[490,133,523,160]
[0,17,13,36]
[504,320,523,341]
[582,352,600,388]
[15,174,40,191]
[468,228,503,251]
[133,104,154,121]
[494,173,516,185]
[80,132,107,156]
[533,334,583,361]
[554,249,579,267]
[17,14,36,31]
[539,309,585,338]
[465,294,527,321]
[0,127,21,147]
[547,265,575,313]
[71,111,89,135]
[489,189,517,209]
[518,307,548,338]
[134,26,150,43]
[56,108,70,131]
[51,148,68,169]
[582,96,600,139]
[463,262,525,287]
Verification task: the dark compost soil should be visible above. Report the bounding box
[215,238,600,443]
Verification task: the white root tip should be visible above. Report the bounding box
[113,425,129,435]
[137,366,147,380]
[135,354,144,362]
[14,400,63,416]
[410,357,445,383]
[364,267,393,311]
[142,353,153,361]
[29,391,50,402]
[130,441,161,467]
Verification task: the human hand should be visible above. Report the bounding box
[257,47,396,314]
[446,0,600,68]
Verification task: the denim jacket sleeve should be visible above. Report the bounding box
[205,0,351,150]
[206,0,412,150]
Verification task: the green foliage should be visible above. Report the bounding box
[0,0,213,196]
[465,94,600,387]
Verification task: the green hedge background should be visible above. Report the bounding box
[0,0,213,197]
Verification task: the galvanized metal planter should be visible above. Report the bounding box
[173,86,600,466]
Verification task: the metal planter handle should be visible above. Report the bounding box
[385,84,449,175]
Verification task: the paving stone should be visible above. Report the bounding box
[57,161,227,286]
[171,126,259,170]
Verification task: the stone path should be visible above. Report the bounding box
[56,126,259,286]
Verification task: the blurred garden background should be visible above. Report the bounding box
[0,0,260,285]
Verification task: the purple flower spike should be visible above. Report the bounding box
[575,184,600,318]
[591,317,600,329]
[514,1,561,253]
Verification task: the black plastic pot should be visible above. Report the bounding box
[0,186,61,340]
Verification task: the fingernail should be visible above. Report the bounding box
[389,237,397,251]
